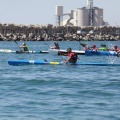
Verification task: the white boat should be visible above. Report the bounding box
[0,49,49,54]
[48,49,85,55]
[0,49,16,53]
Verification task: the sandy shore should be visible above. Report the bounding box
[0,23,120,41]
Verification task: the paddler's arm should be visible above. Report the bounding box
[60,52,68,56]
[106,47,110,51]
[19,46,25,48]
[63,56,71,64]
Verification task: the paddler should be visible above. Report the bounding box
[50,41,60,49]
[91,44,98,51]
[111,45,120,57]
[112,45,120,52]
[80,43,88,50]
[80,43,91,51]
[63,48,78,64]
[98,44,109,51]
[19,43,29,51]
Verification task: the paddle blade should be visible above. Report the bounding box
[50,62,60,65]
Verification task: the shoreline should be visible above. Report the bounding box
[0,23,120,41]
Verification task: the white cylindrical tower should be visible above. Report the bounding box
[87,0,93,8]
[56,6,63,16]
[93,8,103,26]
[77,8,89,26]
[55,6,63,26]
[73,10,78,26]
[70,10,74,19]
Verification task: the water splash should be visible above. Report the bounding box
[108,56,118,64]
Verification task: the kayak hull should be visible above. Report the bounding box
[0,49,49,54]
[8,60,58,65]
[16,50,49,54]
[49,49,85,55]
[8,60,120,66]
[0,49,16,53]
[85,50,117,56]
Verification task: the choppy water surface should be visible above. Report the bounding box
[0,41,120,120]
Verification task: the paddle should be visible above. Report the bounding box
[80,43,87,47]
[14,40,22,51]
[44,43,51,48]
[78,40,81,50]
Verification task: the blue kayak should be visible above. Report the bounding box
[85,50,117,56]
[8,59,120,66]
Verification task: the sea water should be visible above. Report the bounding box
[0,41,120,120]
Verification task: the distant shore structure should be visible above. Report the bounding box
[55,0,109,27]
[0,0,119,41]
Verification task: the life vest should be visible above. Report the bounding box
[114,46,119,52]
[68,52,78,62]
[24,45,29,51]
[98,47,108,51]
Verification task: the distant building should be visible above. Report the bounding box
[74,7,103,26]
[55,0,108,27]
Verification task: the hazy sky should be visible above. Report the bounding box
[0,0,119,26]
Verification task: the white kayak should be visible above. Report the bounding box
[0,49,16,53]
[48,49,85,55]
[0,49,49,54]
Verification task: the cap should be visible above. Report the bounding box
[67,47,72,52]
[54,41,57,43]
[101,44,106,47]
[114,45,117,48]
[22,43,26,45]
[92,44,96,48]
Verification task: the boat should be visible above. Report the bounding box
[0,49,16,53]
[0,49,49,54]
[49,49,85,55]
[8,59,120,66]
[85,50,117,56]
[16,50,49,54]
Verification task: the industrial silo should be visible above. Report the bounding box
[55,6,63,26]
[76,8,89,26]
[73,10,78,26]
[93,7,103,26]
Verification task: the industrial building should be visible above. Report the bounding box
[55,0,108,27]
